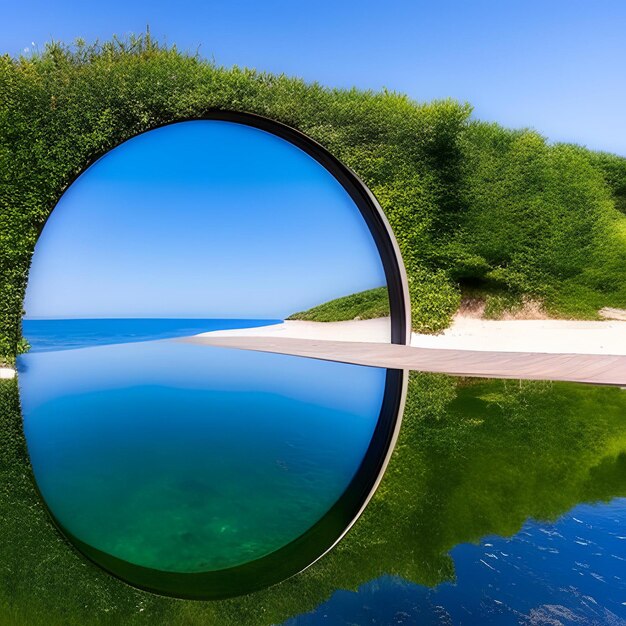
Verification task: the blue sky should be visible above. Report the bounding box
[24,121,386,319]
[3,0,626,156]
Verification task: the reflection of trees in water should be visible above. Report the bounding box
[2,375,626,624]
[248,374,626,623]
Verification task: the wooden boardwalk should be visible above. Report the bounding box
[181,336,626,386]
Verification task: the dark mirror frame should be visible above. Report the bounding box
[24,110,412,599]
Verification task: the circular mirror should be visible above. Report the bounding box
[17,113,409,599]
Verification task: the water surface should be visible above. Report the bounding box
[287,498,626,625]
[15,323,626,620]
[22,318,281,352]
[18,319,387,574]
[0,360,626,626]
[281,375,626,624]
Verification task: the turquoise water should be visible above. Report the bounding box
[17,320,387,575]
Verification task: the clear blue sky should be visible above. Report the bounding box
[3,0,626,157]
[24,121,386,319]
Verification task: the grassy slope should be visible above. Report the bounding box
[2,374,626,624]
[287,287,390,322]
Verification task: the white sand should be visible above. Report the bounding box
[412,316,626,355]
[0,367,16,380]
[196,315,626,356]
[200,318,392,343]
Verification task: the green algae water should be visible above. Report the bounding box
[17,321,389,589]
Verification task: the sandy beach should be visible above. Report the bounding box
[196,315,626,356]
[201,318,393,343]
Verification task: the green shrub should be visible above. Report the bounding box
[453,122,626,318]
[288,287,390,321]
[589,150,626,214]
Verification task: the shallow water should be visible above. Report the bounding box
[17,321,387,573]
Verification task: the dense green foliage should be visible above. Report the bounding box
[1,36,625,364]
[287,287,389,321]
[2,373,626,624]
[589,150,626,215]
[454,123,626,319]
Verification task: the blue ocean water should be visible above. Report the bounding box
[286,500,626,625]
[17,319,387,573]
[22,317,281,352]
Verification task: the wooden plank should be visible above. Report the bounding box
[179,336,626,387]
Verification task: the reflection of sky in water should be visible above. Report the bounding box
[286,499,626,624]
[18,338,386,573]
